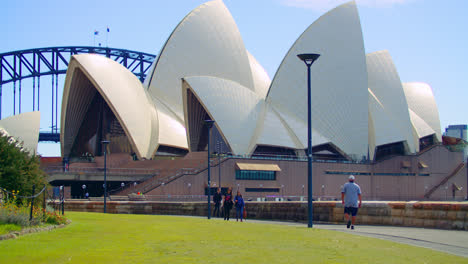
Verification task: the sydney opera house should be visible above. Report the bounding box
[61,0,441,161]
[4,0,464,200]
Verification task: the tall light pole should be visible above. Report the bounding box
[297,53,320,228]
[102,140,110,213]
[204,120,215,219]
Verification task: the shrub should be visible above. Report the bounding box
[0,196,66,228]
[0,133,47,202]
[44,211,67,225]
[0,223,21,235]
[0,199,42,227]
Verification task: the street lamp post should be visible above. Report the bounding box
[297,53,320,228]
[60,185,64,215]
[102,140,110,213]
[218,142,222,190]
[204,120,215,220]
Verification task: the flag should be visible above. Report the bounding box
[107,27,110,32]
[94,30,99,35]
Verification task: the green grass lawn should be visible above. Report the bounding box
[0,212,466,264]
[0,223,21,235]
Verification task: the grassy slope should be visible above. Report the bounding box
[0,212,466,264]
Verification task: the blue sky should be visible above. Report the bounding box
[1,0,467,156]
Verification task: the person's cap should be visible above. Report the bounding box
[348,175,355,181]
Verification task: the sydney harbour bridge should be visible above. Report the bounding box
[0,46,156,142]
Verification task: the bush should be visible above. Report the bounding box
[0,223,21,235]
[0,133,47,201]
[0,199,42,227]
[0,196,66,228]
[44,211,67,225]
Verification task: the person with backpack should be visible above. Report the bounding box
[234,190,245,222]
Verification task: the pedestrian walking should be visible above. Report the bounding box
[223,187,233,221]
[234,190,245,222]
[213,188,222,217]
[341,175,362,230]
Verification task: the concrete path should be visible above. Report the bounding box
[316,224,468,258]
[241,219,468,258]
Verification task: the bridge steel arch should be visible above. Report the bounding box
[0,46,156,142]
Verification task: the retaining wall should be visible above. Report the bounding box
[61,200,468,230]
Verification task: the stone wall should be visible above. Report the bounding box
[61,200,468,230]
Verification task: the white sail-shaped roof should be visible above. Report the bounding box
[146,0,254,121]
[0,111,40,155]
[266,1,368,159]
[61,54,158,159]
[183,76,263,155]
[408,109,436,140]
[368,88,408,159]
[403,82,441,141]
[247,51,271,99]
[366,50,418,153]
[259,100,331,149]
[256,103,298,149]
[150,96,188,151]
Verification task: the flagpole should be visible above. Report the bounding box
[94,30,99,46]
[106,27,109,47]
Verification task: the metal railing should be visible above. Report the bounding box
[225,153,370,164]
[43,166,160,176]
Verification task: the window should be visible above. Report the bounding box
[245,188,280,193]
[325,171,371,175]
[235,170,276,180]
[374,172,416,176]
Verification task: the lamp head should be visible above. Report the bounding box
[101,140,110,145]
[297,53,320,66]
[204,119,215,128]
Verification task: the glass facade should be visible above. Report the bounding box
[235,170,276,180]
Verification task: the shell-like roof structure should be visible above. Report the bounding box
[61,54,159,159]
[367,50,419,155]
[403,82,442,141]
[183,76,264,155]
[145,0,255,120]
[60,0,442,161]
[0,111,41,155]
[266,1,368,159]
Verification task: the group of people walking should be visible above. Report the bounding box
[213,187,245,222]
[209,175,361,228]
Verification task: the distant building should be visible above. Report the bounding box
[445,125,468,141]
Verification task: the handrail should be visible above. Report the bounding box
[43,166,160,175]
[424,162,465,199]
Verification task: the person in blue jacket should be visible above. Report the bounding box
[235,190,245,222]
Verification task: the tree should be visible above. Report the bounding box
[0,133,47,198]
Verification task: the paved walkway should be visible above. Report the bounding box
[316,224,468,258]
[241,219,468,258]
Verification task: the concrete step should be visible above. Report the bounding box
[110,195,129,201]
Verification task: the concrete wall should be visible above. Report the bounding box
[62,200,468,230]
[145,145,467,201]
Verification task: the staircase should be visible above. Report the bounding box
[424,162,465,199]
[116,152,209,195]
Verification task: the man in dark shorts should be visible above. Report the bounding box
[341,175,362,230]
